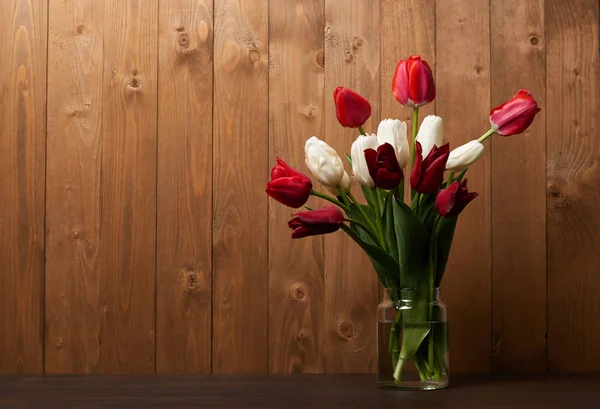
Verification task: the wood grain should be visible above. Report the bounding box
[45,0,104,374]
[546,0,600,371]
[380,0,435,122]
[0,0,46,374]
[490,0,547,372]
[212,0,269,373]
[99,0,157,373]
[323,0,380,373]
[268,0,325,373]
[435,0,492,372]
[156,0,213,374]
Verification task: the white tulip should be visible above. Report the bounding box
[377,119,410,169]
[416,115,444,158]
[446,140,485,171]
[304,136,345,188]
[327,171,352,195]
[350,133,379,188]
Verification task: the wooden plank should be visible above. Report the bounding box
[212,0,269,373]
[0,0,46,374]
[45,0,104,373]
[156,0,213,374]
[547,0,600,371]
[268,0,325,373]
[323,0,380,373]
[100,0,158,373]
[3,374,600,409]
[435,0,491,372]
[380,0,435,122]
[490,0,547,372]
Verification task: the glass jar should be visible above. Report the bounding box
[377,288,448,390]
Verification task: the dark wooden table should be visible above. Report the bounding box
[1,374,599,408]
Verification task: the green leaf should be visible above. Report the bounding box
[344,153,353,166]
[340,224,399,288]
[434,217,457,286]
[391,198,428,287]
[360,185,378,210]
[382,193,398,264]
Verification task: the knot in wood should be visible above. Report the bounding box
[316,50,325,68]
[296,330,306,341]
[75,24,85,35]
[249,49,260,63]
[302,104,316,120]
[290,283,307,301]
[339,320,354,339]
[352,36,364,49]
[186,271,198,290]
[129,77,140,88]
[178,33,190,48]
[345,51,354,63]
[529,36,539,46]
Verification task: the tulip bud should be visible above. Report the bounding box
[446,140,485,172]
[351,134,379,188]
[392,55,436,108]
[410,141,449,194]
[490,89,540,136]
[364,143,404,190]
[435,180,478,218]
[326,171,352,196]
[333,87,372,128]
[416,115,444,159]
[266,158,313,208]
[288,205,344,239]
[304,137,345,189]
[377,119,409,169]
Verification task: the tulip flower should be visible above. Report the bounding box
[351,133,379,188]
[364,143,404,190]
[392,55,436,108]
[416,115,444,159]
[333,87,372,129]
[288,205,344,239]
[327,171,352,196]
[435,180,478,218]
[490,89,540,136]
[410,142,449,194]
[266,158,313,208]
[377,119,410,169]
[305,136,345,189]
[446,140,485,172]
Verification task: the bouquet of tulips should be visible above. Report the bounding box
[266,55,539,383]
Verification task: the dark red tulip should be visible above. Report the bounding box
[490,89,540,136]
[333,87,372,128]
[288,205,344,239]
[410,141,449,194]
[435,180,478,218]
[364,143,404,190]
[392,55,436,108]
[266,158,312,208]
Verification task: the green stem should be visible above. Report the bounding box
[428,216,441,376]
[410,107,419,200]
[477,128,495,143]
[414,193,423,215]
[358,125,366,136]
[410,107,419,168]
[447,171,455,185]
[343,217,381,245]
[310,190,349,211]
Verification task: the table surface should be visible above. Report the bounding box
[1,374,599,408]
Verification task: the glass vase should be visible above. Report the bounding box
[377,288,448,390]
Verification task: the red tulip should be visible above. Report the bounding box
[364,143,404,190]
[410,141,449,194]
[333,87,372,128]
[266,158,312,208]
[392,55,435,108]
[288,205,344,239]
[435,180,478,218]
[490,89,540,136]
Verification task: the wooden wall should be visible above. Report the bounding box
[0,0,598,374]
